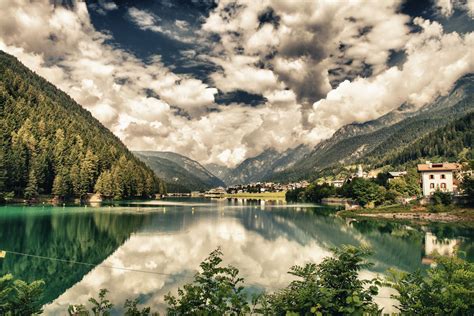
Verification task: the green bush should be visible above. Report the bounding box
[0,274,44,315]
[5,247,474,315]
[255,245,380,315]
[432,190,453,206]
[387,256,474,315]
[342,178,386,207]
[164,248,250,315]
[461,175,474,206]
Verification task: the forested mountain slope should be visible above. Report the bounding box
[374,111,473,167]
[270,74,474,181]
[134,151,225,192]
[0,50,165,200]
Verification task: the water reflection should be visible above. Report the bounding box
[0,199,472,315]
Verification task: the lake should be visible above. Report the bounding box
[1,198,473,315]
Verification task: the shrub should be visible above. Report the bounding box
[164,248,250,315]
[461,175,474,206]
[432,190,453,206]
[256,245,381,315]
[0,274,44,315]
[343,178,386,207]
[387,256,474,315]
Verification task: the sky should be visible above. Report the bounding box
[1,0,473,167]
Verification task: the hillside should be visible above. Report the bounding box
[376,111,473,167]
[0,50,165,200]
[270,74,474,181]
[134,151,225,192]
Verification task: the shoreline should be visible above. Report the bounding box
[223,192,286,199]
[338,207,474,222]
[1,194,160,206]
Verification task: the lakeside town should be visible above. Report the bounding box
[177,161,472,206]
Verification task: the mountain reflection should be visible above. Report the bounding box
[0,200,472,315]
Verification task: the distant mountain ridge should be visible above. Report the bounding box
[134,151,225,192]
[140,74,473,187]
[205,145,311,186]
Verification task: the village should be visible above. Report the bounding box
[188,180,310,198]
[187,161,472,204]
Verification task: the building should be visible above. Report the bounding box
[356,164,364,178]
[387,171,407,183]
[417,162,460,196]
[330,179,345,188]
[205,187,226,197]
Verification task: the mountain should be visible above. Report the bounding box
[270,74,474,181]
[0,50,164,200]
[212,145,311,185]
[205,163,233,183]
[134,151,225,192]
[378,111,473,167]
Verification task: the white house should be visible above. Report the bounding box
[417,162,460,196]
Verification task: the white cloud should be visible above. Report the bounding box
[128,7,164,33]
[127,7,195,43]
[306,18,474,143]
[436,0,455,16]
[158,78,218,117]
[210,55,282,95]
[1,0,472,168]
[101,1,118,11]
[434,0,474,16]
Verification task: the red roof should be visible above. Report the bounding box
[417,163,460,172]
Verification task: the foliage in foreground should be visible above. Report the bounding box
[164,248,250,315]
[0,274,44,315]
[256,245,380,315]
[386,255,474,315]
[2,246,474,315]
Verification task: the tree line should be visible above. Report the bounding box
[1,246,473,315]
[287,164,474,208]
[0,50,166,201]
[287,169,421,207]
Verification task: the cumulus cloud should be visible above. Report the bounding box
[90,0,118,15]
[202,0,411,103]
[306,18,474,143]
[1,0,473,168]
[127,7,196,43]
[434,0,474,17]
[128,7,164,33]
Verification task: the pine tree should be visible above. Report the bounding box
[53,129,66,173]
[0,145,6,195]
[69,163,81,197]
[52,171,70,198]
[80,149,98,194]
[24,168,38,200]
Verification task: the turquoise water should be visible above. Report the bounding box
[0,198,473,314]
